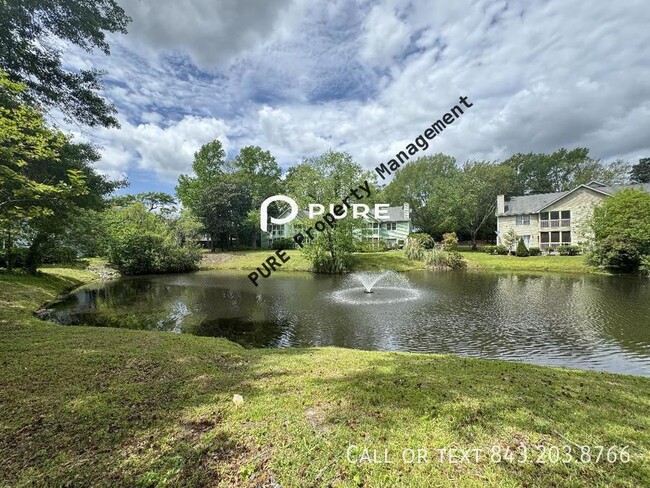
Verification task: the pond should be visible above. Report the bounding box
[44,270,650,376]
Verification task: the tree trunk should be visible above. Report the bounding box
[26,231,48,274]
[470,230,478,250]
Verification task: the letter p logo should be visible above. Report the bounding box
[260,195,299,232]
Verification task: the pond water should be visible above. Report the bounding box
[44,270,650,376]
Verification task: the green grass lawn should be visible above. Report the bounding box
[461,252,594,274]
[201,249,594,275]
[1,267,649,486]
[200,249,427,273]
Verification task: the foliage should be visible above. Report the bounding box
[588,236,641,272]
[590,189,650,272]
[286,151,374,274]
[270,238,294,250]
[195,176,252,250]
[557,244,581,256]
[112,192,176,213]
[639,255,650,277]
[528,247,542,256]
[355,239,387,253]
[0,0,130,127]
[404,238,425,260]
[441,232,458,250]
[448,161,517,249]
[383,154,459,237]
[407,233,435,249]
[515,238,529,257]
[104,203,201,275]
[630,157,650,183]
[482,245,509,255]
[501,228,519,252]
[504,148,630,194]
[423,249,467,269]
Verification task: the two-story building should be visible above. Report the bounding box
[495,181,650,250]
[262,203,412,248]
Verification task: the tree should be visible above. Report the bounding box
[0,72,88,269]
[104,202,201,275]
[505,148,630,194]
[447,161,517,250]
[285,151,375,273]
[515,238,529,257]
[501,228,519,252]
[383,154,459,237]
[177,140,227,213]
[112,192,177,213]
[630,158,650,183]
[589,189,650,272]
[227,146,282,247]
[195,177,252,251]
[0,0,130,127]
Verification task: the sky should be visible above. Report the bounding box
[61,0,650,195]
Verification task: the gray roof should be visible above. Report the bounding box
[502,182,650,216]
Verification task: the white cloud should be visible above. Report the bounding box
[91,116,231,182]
[62,0,650,187]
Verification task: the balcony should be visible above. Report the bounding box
[540,219,571,228]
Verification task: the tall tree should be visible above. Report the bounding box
[195,176,252,251]
[0,0,130,127]
[630,158,650,183]
[383,154,459,238]
[447,161,517,250]
[505,148,629,194]
[285,151,375,273]
[0,72,86,269]
[176,140,227,213]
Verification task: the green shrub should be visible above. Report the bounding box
[640,255,650,277]
[356,239,387,253]
[423,249,467,269]
[407,233,435,249]
[528,247,542,256]
[108,230,201,275]
[41,245,78,264]
[270,237,294,250]
[589,236,640,272]
[0,247,28,268]
[556,244,581,256]
[481,245,508,255]
[515,238,529,257]
[441,232,459,251]
[405,239,425,260]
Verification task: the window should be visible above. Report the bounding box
[550,211,560,220]
[540,231,571,249]
[516,215,530,225]
[386,222,397,231]
[561,210,570,219]
[541,212,549,220]
[541,210,570,228]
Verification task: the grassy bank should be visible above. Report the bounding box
[201,249,593,275]
[200,249,427,273]
[461,252,594,274]
[2,268,649,487]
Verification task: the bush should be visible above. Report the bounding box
[515,238,529,257]
[481,245,509,255]
[41,245,78,264]
[423,249,467,269]
[0,247,28,268]
[556,244,581,256]
[405,239,425,260]
[407,233,435,249]
[441,232,458,251]
[528,247,541,256]
[589,236,640,272]
[640,255,650,277]
[270,237,294,250]
[108,230,201,275]
[356,239,387,253]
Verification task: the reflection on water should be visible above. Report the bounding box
[45,270,650,376]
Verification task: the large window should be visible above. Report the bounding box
[540,209,571,228]
[516,215,530,225]
[270,224,284,237]
[386,222,397,231]
[540,230,571,249]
